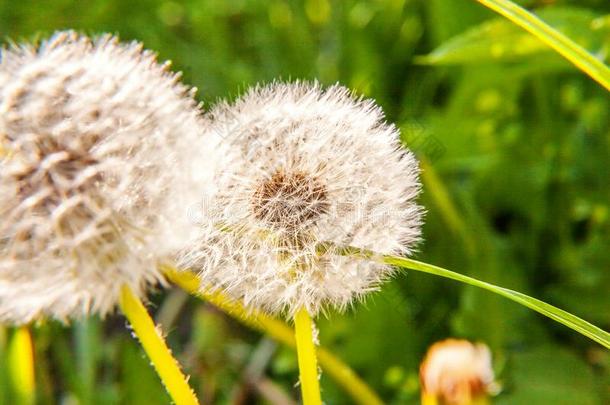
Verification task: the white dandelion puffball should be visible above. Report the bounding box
[420,339,497,405]
[181,82,423,317]
[0,31,211,324]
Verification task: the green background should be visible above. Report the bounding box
[1,0,609,403]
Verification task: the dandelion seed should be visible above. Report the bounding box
[420,339,498,405]
[0,31,211,324]
[181,81,423,317]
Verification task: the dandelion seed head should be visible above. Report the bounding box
[251,169,330,230]
[0,31,210,324]
[181,81,423,317]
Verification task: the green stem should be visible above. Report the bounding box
[75,319,95,405]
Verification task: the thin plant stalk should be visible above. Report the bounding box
[163,267,383,405]
[75,318,97,404]
[118,285,199,405]
[475,0,610,91]
[8,327,35,405]
[294,308,322,405]
[420,158,476,256]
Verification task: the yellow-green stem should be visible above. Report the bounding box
[8,327,35,405]
[163,267,383,405]
[294,308,322,405]
[119,285,199,405]
[421,393,438,405]
[475,0,610,91]
[421,392,490,405]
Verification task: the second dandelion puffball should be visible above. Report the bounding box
[181,82,423,317]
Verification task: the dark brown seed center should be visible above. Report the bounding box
[251,170,329,229]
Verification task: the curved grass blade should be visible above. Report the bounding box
[324,244,610,349]
[475,0,610,91]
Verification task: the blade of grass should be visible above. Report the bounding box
[119,285,199,405]
[163,266,384,405]
[474,0,610,91]
[324,244,610,349]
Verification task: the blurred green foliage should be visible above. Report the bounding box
[1,0,609,403]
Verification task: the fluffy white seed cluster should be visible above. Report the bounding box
[181,82,423,317]
[0,31,210,324]
[420,339,497,405]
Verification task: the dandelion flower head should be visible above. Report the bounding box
[182,82,423,317]
[0,31,211,323]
